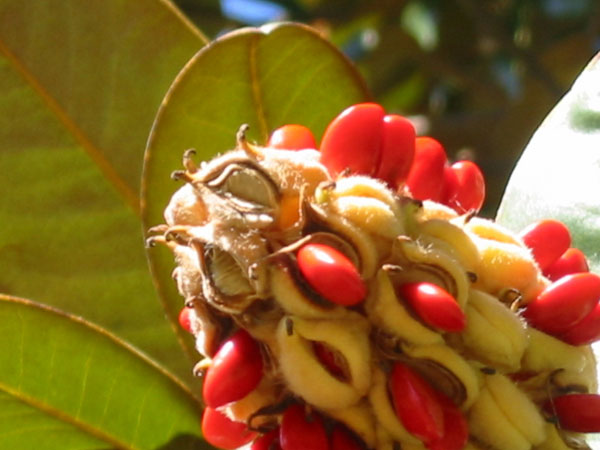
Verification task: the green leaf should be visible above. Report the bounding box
[0,1,206,383]
[496,52,600,273]
[142,22,370,345]
[0,294,207,450]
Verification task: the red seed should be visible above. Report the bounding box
[313,341,346,379]
[560,302,600,346]
[544,394,600,433]
[523,273,600,335]
[443,160,485,214]
[375,114,415,189]
[319,103,385,177]
[405,137,447,202]
[178,306,193,333]
[389,362,445,444]
[297,243,366,306]
[202,407,256,450]
[268,124,317,150]
[397,282,466,332]
[427,391,468,450]
[520,219,571,271]
[331,425,364,450]
[544,247,589,281]
[439,165,459,206]
[251,428,281,450]
[279,404,329,450]
[202,329,263,408]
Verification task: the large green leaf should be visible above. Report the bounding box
[496,52,600,273]
[0,294,207,450]
[142,22,370,350]
[0,1,205,383]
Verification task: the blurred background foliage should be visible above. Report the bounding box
[176,0,600,215]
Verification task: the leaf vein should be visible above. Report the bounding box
[0,38,140,215]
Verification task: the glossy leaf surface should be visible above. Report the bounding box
[0,0,206,383]
[0,295,206,449]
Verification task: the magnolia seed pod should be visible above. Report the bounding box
[417,218,481,274]
[306,203,381,278]
[223,374,282,427]
[400,343,480,410]
[484,373,546,446]
[414,200,459,222]
[276,314,371,410]
[369,367,423,446]
[327,195,404,240]
[365,269,443,346]
[535,423,578,450]
[251,146,330,198]
[327,175,403,216]
[459,216,522,245]
[269,260,348,319]
[521,328,588,374]
[470,234,544,303]
[468,386,531,450]
[164,182,208,226]
[390,238,469,310]
[324,401,378,449]
[460,289,527,372]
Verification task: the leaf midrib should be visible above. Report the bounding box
[0,39,140,216]
[0,382,132,450]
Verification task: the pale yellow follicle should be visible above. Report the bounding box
[330,196,404,240]
[365,269,443,347]
[402,343,480,410]
[521,328,588,374]
[461,289,527,372]
[470,235,540,301]
[324,401,378,449]
[468,387,531,450]
[369,367,422,446]
[329,175,402,216]
[485,373,547,446]
[276,315,371,410]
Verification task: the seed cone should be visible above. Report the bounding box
[148,124,598,450]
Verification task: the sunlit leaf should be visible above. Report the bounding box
[0,0,206,384]
[142,22,370,344]
[0,295,207,450]
[496,52,600,273]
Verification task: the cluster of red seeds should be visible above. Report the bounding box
[173,103,600,450]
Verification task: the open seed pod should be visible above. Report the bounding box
[149,111,600,449]
[275,314,371,410]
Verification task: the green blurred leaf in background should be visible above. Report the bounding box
[0,294,204,450]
